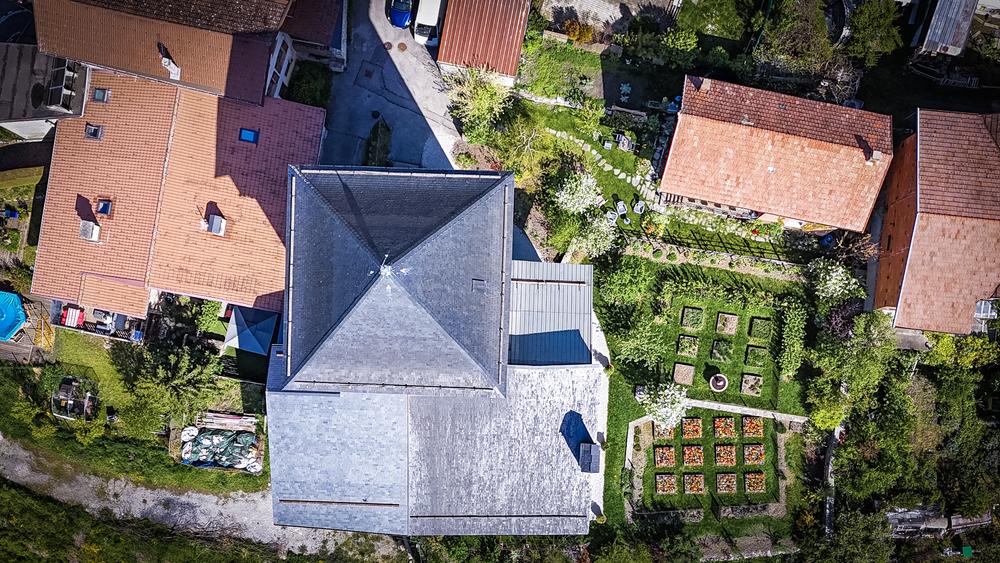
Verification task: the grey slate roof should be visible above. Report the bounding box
[0,43,86,122]
[267,167,607,536]
[509,261,593,366]
[280,167,512,393]
[922,0,977,56]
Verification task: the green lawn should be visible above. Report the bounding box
[520,38,603,98]
[522,103,642,175]
[641,408,780,510]
[0,166,43,199]
[0,331,271,494]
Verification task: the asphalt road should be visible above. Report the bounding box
[321,0,459,168]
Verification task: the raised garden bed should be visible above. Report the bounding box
[742,416,764,437]
[682,417,703,439]
[656,473,678,494]
[715,444,736,466]
[654,421,675,440]
[683,445,704,466]
[673,362,694,385]
[654,446,676,468]
[745,346,769,368]
[741,373,764,396]
[745,471,766,493]
[684,473,705,495]
[713,417,736,438]
[716,312,739,335]
[743,444,766,465]
[716,473,737,494]
[711,339,733,362]
[681,306,704,329]
[749,317,773,340]
[677,335,699,357]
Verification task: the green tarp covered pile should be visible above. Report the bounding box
[180,428,262,473]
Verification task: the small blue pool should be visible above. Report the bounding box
[0,291,26,341]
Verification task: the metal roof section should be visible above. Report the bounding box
[437,0,530,77]
[0,43,87,122]
[280,167,513,395]
[922,0,977,56]
[509,260,593,366]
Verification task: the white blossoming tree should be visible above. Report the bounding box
[574,215,617,257]
[638,383,689,429]
[555,173,603,214]
[806,258,865,312]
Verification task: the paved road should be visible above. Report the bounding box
[321,0,459,168]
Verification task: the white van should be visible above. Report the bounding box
[414,0,443,46]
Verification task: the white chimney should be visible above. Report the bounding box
[161,57,181,80]
[79,220,100,242]
[866,150,883,166]
[206,214,226,236]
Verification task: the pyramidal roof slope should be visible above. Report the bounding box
[280,168,513,394]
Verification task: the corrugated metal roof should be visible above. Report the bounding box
[922,0,977,55]
[437,0,529,77]
[508,260,593,366]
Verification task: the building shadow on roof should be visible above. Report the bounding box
[509,330,590,366]
[560,410,593,463]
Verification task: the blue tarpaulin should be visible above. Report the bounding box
[0,291,25,341]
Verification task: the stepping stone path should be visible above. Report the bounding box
[543,127,658,198]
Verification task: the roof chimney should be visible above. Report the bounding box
[157,42,181,80]
[866,150,883,166]
[206,214,226,236]
[79,219,100,242]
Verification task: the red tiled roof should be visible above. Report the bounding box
[34,0,271,103]
[438,0,529,77]
[32,71,325,318]
[281,0,340,46]
[890,109,1000,334]
[658,76,893,232]
[73,0,291,34]
[916,110,1000,220]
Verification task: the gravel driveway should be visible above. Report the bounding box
[0,431,394,556]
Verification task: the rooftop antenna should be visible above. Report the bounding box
[379,254,392,277]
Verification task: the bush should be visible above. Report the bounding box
[846,0,903,68]
[616,315,667,369]
[677,0,747,41]
[779,299,807,379]
[195,300,222,334]
[825,298,864,340]
[284,61,332,108]
[2,228,19,252]
[554,173,603,214]
[445,69,513,144]
[753,0,834,74]
[599,255,659,306]
[575,214,618,257]
[454,151,477,169]
[545,209,582,253]
[4,262,32,295]
[806,258,865,314]
[564,19,594,43]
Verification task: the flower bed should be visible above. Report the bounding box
[682,417,702,439]
[681,306,704,329]
[741,373,764,396]
[716,473,737,494]
[742,416,764,437]
[713,417,736,438]
[677,335,699,357]
[711,339,733,362]
[714,444,736,466]
[673,362,694,385]
[682,445,704,466]
[745,471,766,493]
[743,444,766,465]
[656,473,678,494]
[749,317,773,340]
[684,473,705,495]
[654,446,676,468]
[653,422,675,440]
[745,346,769,367]
[716,312,739,335]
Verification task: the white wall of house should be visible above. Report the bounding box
[267,32,297,99]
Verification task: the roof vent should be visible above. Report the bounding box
[206,214,226,236]
[472,278,486,293]
[157,42,181,80]
[79,219,100,242]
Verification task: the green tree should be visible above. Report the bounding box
[677,0,747,40]
[846,0,903,68]
[615,315,666,370]
[820,510,894,563]
[444,69,513,144]
[754,0,834,73]
[195,300,222,334]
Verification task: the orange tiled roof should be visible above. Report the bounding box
[892,110,1000,334]
[658,76,894,232]
[34,0,271,103]
[31,71,325,318]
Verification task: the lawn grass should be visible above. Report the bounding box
[520,38,603,98]
[0,331,272,494]
[602,367,645,528]
[0,166,43,198]
[640,408,780,510]
[522,102,642,175]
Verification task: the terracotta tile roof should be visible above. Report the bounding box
[438,0,529,77]
[32,73,176,318]
[31,71,325,318]
[658,76,894,232]
[147,88,325,312]
[73,0,291,34]
[34,0,271,103]
[894,213,1000,334]
[887,110,1000,334]
[281,0,340,46]
[916,109,1000,220]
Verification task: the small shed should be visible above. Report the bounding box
[223,306,277,356]
[0,291,26,341]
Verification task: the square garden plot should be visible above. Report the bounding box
[749,317,773,340]
[681,306,704,329]
[711,339,734,362]
[677,335,699,357]
[682,417,702,439]
[743,444,766,465]
[716,473,737,494]
[673,362,694,385]
[742,416,764,437]
[682,445,704,466]
[741,374,764,396]
[716,312,739,335]
[684,473,705,495]
[654,422,675,440]
[656,473,678,494]
[745,471,766,493]
[713,417,736,438]
[714,444,736,466]
[654,446,675,468]
[745,346,769,368]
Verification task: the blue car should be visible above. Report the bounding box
[388,0,412,28]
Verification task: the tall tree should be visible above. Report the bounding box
[846,0,903,67]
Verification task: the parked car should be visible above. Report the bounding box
[388,0,412,28]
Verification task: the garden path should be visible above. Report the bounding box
[0,431,393,556]
[684,399,808,426]
[544,128,661,202]
[625,243,806,282]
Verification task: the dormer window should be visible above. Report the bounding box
[239,128,259,144]
[92,88,110,103]
[84,123,103,140]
